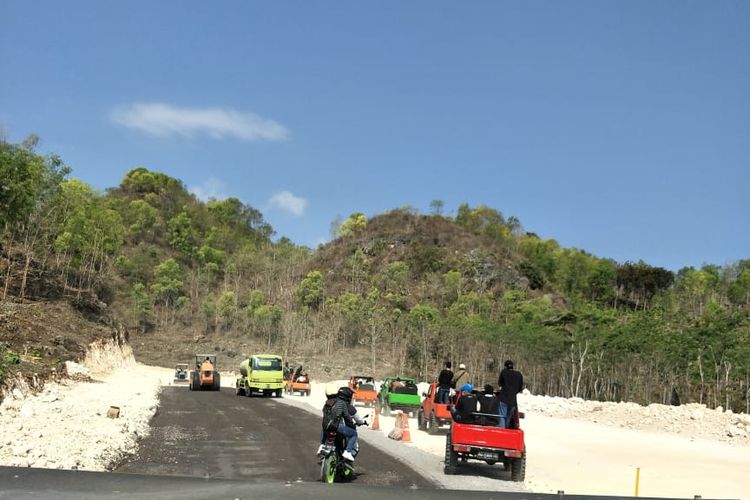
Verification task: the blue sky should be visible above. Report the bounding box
[1,1,748,270]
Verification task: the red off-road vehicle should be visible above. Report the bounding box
[444,411,526,481]
[417,382,453,434]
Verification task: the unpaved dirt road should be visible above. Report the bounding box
[116,387,433,488]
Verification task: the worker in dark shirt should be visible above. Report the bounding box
[450,384,478,423]
[436,361,453,404]
[497,360,523,428]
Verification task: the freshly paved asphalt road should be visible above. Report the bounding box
[116,386,432,487]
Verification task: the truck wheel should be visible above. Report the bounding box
[444,432,458,475]
[428,412,439,435]
[213,372,221,391]
[417,410,426,430]
[510,451,526,482]
[275,389,282,398]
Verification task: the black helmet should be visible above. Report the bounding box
[337,386,354,401]
[504,360,514,370]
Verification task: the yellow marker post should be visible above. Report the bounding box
[635,467,641,497]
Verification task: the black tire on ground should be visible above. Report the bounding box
[213,372,221,391]
[510,451,526,482]
[245,387,253,397]
[428,412,439,435]
[444,431,458,475]
[417,410,426,430]
[321,455,337,484]
[275,389,283,398]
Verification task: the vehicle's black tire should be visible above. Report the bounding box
[341,463,353,481]
[417,410,426,430]
[321,455,337,484]
[444,431,458,475]
[485,460,496,465]
[510,451,526,482]
[428,412,439,435]
[275,389,283,398]
[214,372,221,391]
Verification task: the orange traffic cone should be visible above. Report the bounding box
[401,413,412,443]
[371,408,380,430]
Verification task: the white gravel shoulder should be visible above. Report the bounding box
[0,342,171,471]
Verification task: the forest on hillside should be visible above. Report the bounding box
[2,136,750,412]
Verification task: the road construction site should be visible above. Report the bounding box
[0,341,748,498]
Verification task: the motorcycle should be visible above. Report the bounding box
[319,416,368,484]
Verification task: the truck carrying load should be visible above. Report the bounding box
[236,354,284,398]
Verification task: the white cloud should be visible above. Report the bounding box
[111,102,288,141]
[268,190,308,217]
[189,177,228,201]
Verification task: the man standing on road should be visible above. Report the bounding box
[436,361,453,404]
[497,360,523,429]
[452,363,469,389]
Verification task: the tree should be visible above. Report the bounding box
[216,291,237,329]
[429,199,445,216]
[297,270,324,309]
[339,213,367,237]
[125,200,159,240]
[151,259,183,308]
[253,304,283,347]
[167,211,198,259]
[409,304,440,379]
[130,283,154,334]
[1,137,70,300]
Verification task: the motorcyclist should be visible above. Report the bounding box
[318,385,367,458]
[317,383,339,455]
[330,386,362,461]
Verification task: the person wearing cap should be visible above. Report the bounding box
[497,360,524,429]
[450,383,478,423]
[451,363,469,389]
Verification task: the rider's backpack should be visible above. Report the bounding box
[322,398,340,432]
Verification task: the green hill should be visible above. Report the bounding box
[2,136,749,411]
